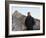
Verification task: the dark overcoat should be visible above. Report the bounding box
[25,16,35,30]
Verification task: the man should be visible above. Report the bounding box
[25,12,35,30]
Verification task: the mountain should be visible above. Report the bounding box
[12,10,40,31]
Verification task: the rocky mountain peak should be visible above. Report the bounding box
[13,10,22,18]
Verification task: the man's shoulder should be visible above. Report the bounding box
[31,17,35,20]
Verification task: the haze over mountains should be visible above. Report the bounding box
[12,10,40,31]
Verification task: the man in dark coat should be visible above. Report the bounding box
[25,12,35,30]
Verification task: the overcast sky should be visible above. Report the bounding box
[11,6,40,19]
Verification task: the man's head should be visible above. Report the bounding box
[27,12,31,16]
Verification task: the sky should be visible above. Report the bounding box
[11,6,40,19]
